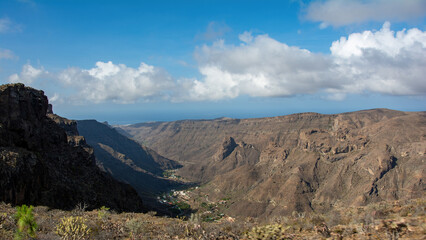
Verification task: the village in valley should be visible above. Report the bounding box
[159,171,235,223]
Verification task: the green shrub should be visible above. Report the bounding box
[97,206,110,221]
[176,201,191,211]
[14,205,37,240]
[55,216,91,240]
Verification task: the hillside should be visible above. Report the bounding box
[0,83,143,212]
[118,109,426,218]
[76,120,183,212]
[1,198,425,239]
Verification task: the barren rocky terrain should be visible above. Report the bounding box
[118,109,426,218]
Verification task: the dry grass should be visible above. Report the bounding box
[0,198,424,239]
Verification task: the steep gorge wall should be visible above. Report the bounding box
[0,83,143,212]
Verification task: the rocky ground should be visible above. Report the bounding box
[0,198,424,239]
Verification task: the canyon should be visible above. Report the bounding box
[118,109,426,218]
[0,83,424,220]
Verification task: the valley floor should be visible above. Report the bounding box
[1,198,424,239]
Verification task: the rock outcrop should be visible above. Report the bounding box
[0,83,143,212]
[119,109,426,217]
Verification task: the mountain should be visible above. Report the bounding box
[118,109,426,218]
[76,120,183,207]
[0,83,143,212]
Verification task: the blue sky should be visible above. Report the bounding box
[1,0,425,124]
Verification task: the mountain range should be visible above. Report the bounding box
[117,109,425,218]
[0,83,424,220]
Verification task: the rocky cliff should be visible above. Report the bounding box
[119,109,426,218]
[0,83,143,212]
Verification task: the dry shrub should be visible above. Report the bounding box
[125,218,146,239]
[56,216,91,240]
[244,224,291,240]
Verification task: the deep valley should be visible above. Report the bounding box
[117,108,425,219]
[0,83,424,239]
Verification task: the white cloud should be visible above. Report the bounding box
[306,0,426,27]
[183,22,426,100]
[48,93,63,105]
[330,22,426,58]
[319,22,328,29]
[49,93,59,102]
[0,48,17,60]
[330,22,426,95]
[0,18,12,33]
[7,23,426,103]
[184,34,334,101]
[0,17,21,33]
[238,31,253,44]
[58,61,175,103]
[8,64,47,84]
[196,21,231,41]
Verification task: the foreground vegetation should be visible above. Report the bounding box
[0,198,424,239]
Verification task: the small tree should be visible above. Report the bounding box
[14,205,37,240]
[97,206,110,221]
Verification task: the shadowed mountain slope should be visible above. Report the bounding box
[0,83,143,212]
[118,109,426,218]
[76,120,183,207]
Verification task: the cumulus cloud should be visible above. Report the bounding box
[7,23,426,103]
[184,35,334,101]
[58,61,174,103]
[330,22,426,96]
[238,31,254,44]
[183,22,426,100]
[305,0,426,27]
[8,64,47,84]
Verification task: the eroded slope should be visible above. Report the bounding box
[119,109,425,217]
